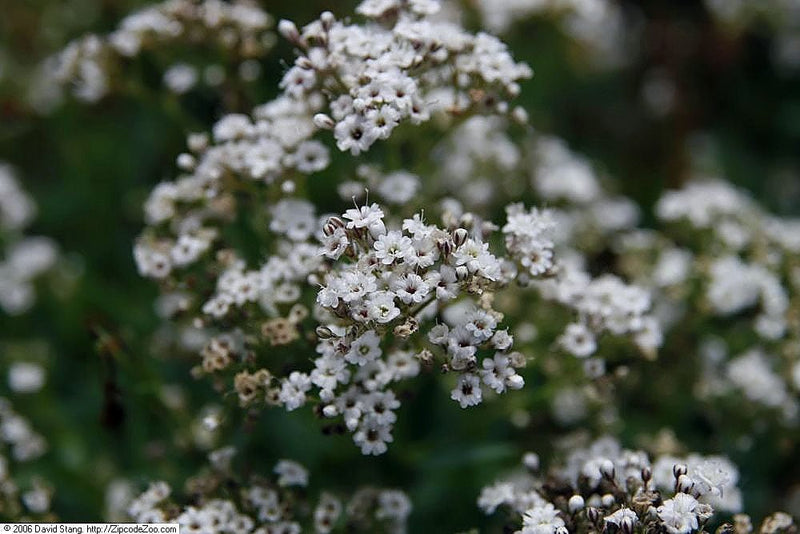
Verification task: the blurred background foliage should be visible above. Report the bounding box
[1,0,799,530]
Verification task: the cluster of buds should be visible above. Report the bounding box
[477,436,773,534]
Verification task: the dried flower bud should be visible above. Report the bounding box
[415,349,434,364]
[760,513,795,534]
[509,351,527,368]
[733,514,753,534]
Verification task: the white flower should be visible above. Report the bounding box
[367,291,400,323]
[346,330,382,366]
[334,115,379,155]
[343,203,386,238]
[392,272,431,304]
[274,459,309,487]
[365,106,400,140]
[279,372,312,411]
[451,373,483,408]
[374,230,413,265]
[491,329,514,350]
[163,63,197,94]
[692,458,734,498]
[464,308,498,342]
[340,270,378,304]
[291,140,330,173]
[8,362,46,393]
[269,199,317,241]
[377,171,420,204]
[353,415,393,455]
[310,354,351,390]
[376,490,412,521]
[477,481,515,514]
[559,322,597,358]
[481,353,521,394]
[658,493,699,534]
[522,502,565,534]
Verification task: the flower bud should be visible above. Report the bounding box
[368,219,387,240]
[315,326,334,339]
[568,495,585,514]
[187,132,209,152]
[320,11,335,30]
[176,153,195,171]
[452,228,469,247]
[506,374,524,390]
[673,463,688,479]
[512,106,528,124]
[641,466,652,484]
[313,113,336,130]
[620,515,636,534]
[436,238,452,257]
[523,452,539,471]
[278,19,300,43]
[600,459,615,480]
[322,224,336,238]
[281,180,296,194]
[296,56,314,70]
[677,474,694,494]
[322,404,338,418]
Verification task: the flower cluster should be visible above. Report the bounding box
[537,266,662,360]
[477,435,784,534]
[613,178,800,423]
[134,97,324,281]
[45,0,275,102]
[130,0,549,457]
[0,397,53,519]
[310,203,531,453]
[0,164,58,315]
[279,0,531,155]
[468,0,633,70]
[128,450,411,533]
